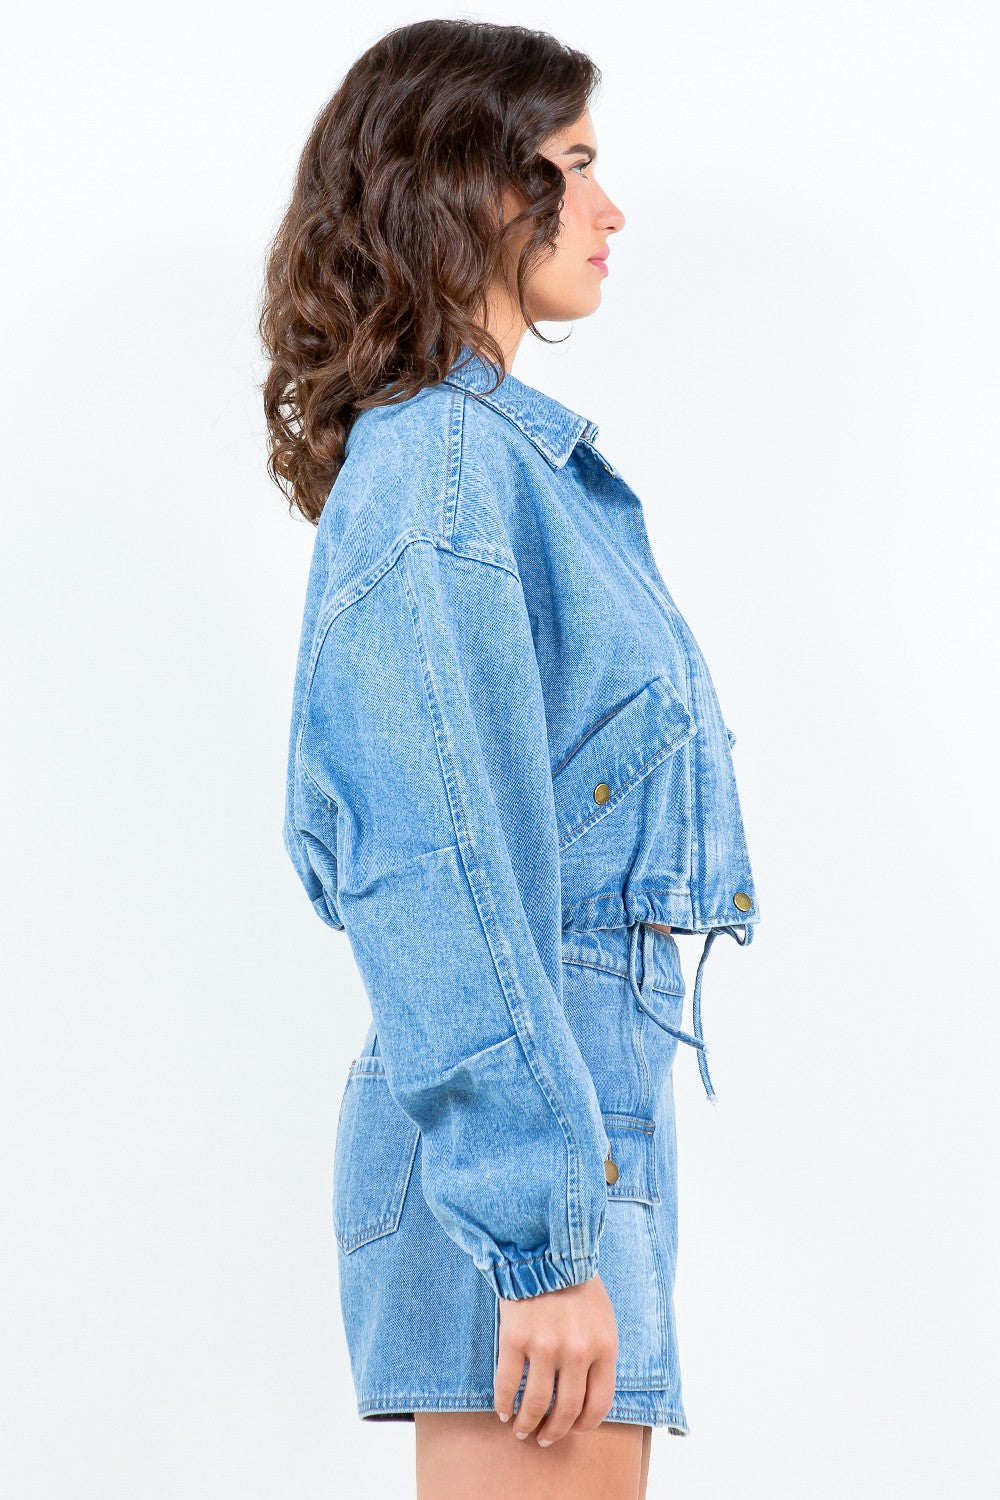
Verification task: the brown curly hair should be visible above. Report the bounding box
[257,19,600,524]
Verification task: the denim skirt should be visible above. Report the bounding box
[331,919,692,1434]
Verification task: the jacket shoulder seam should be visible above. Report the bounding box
[293,535,522,798]
[309,532,518,662]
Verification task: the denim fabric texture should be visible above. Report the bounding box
[282,346,760,1429]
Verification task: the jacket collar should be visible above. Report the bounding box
[442,346,600,470]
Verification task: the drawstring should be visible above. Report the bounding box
[627,920,750,1105]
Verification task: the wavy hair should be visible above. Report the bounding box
[257,19,600,523]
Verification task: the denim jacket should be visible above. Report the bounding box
[283,347,760,1301]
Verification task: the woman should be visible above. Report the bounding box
[260,19,759,1500]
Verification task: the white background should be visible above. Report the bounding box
[3,2,998,1495]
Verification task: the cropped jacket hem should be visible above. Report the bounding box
[562,889,760,940]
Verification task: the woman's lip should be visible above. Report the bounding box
[588,257,609,274]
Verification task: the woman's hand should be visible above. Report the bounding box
[494,1274,618,1445]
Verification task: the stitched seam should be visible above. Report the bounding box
[608,476,699,905]
[560,954,683,997]
[336,1129,419,1250]
[357,1397,687,1417]
[561,885,693,916]
[443,388,463,541]
[441,380,584,467]
[479,1249,598,1272]
[602,1113,655,1133]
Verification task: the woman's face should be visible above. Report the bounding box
[498,107,626,332]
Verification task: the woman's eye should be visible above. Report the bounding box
[571,158,594,177]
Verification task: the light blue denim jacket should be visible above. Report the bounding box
[283,347,760,1301]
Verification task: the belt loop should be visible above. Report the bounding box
[627,918,644,1002]
[627,918,657,1004]
[642,920,655,997]
[627,918,638,994]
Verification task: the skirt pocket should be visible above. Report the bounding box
[333,1055,420,1253]
[600,1111,671,1389]
[602,1112,660,1204]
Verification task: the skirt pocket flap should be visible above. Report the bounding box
[602,1113,661,1205]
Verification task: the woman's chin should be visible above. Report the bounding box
[534,290,605,323]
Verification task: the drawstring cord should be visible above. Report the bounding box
[627,920,750,1105]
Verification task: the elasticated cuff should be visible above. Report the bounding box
[479,1249,600,1301]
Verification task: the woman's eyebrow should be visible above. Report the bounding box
[560,143,598,160]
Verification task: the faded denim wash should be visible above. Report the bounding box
[282,346,760,1427]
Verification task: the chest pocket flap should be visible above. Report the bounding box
[552,675,696,850]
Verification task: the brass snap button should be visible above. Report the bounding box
[604,1152,619,1185]
[593,782,611,804]
[733,891,752,912]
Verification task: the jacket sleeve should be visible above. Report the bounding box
[284,538,612,1300]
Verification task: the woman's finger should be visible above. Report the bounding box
[510,1345,558,1439]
